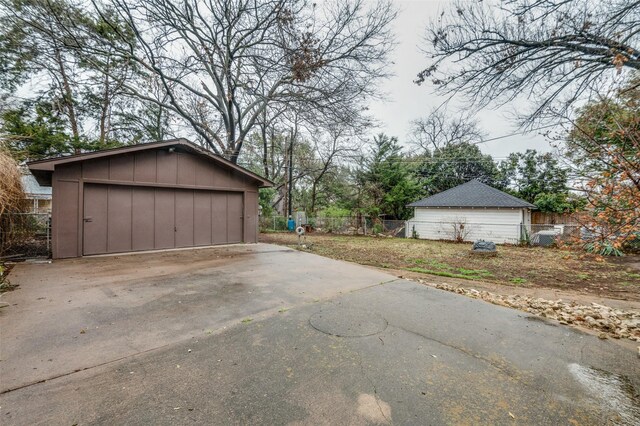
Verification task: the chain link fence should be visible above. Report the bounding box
[260,215,385,235]
[0,213,51,259]
[260,215,580,246]
[405,220,581,246]
[526,223,581,247]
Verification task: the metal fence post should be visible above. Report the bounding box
[47,217,51,254]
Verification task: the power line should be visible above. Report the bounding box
[470,123,560,145]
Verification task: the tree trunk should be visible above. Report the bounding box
[53,45,80,152]
[99,58,111,145]
[310,181,318,213]
[288,128,294,217]
[261,117,269,178]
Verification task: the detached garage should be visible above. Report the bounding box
[406,179,535,244]
[28,139,272,259]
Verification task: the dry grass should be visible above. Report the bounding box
[261,233,640,301]
[0,145,27,256]
[0,147,24,215]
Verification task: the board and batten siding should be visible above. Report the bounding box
[51,149,260,258]
[406,208,528,244]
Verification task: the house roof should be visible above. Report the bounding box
[20,169,52,199]
[408,179,536,209]
[27,139,273,188]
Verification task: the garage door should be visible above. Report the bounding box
[83,184,243,255]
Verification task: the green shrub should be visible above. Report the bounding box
[317,206,352,217]
[584,241,624,257]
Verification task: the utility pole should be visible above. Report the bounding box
[287,127,294,218]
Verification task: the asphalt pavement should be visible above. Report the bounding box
[1,244,638,425]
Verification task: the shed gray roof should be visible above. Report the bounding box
[408,180,535,209]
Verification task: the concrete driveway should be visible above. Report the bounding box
[1,244,638,425]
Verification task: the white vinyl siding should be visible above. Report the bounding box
[406,207,527,244]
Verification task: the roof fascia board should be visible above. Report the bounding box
[27,139,273,188]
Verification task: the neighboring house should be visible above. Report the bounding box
[20,167,53,213]
[406,180,536,244]
[28,139,272,259]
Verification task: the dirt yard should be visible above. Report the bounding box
[260,233,640,303]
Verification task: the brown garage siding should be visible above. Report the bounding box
[81,185,246,255]
[46,144,266,259]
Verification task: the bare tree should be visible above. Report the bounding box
[410,107,485,152]
[74,0,395,163]
[417,0,640,123]
[305,125,363,213]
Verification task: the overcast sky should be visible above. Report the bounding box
[367,0,554,159]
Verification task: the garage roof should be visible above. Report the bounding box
[27,139,273,188]
[408,179,536,209]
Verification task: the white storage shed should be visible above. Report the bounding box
[406,180,535,244]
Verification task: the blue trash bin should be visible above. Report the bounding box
[287,219,295,231]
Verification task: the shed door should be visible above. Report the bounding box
[83,184,109,255]
[82,184,244,255]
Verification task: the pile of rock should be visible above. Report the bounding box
[416,280,640,342]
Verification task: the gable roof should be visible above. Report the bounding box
[27,139,273,188]
[408,179,535,209]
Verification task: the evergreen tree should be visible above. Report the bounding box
[359,134,423,220]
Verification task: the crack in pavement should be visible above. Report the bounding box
[354,348,394,425]
[390,324,526,384]
[0,340,176,395]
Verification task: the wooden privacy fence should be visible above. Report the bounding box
[531,212,580,225]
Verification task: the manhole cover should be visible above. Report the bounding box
[309,305,387,337]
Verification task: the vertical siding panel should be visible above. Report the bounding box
[175,190,195,247]
[107,186,133,252]
[56,163,81,180]
[195,157,215,187]
[194,191,212,246]
[212,192,228,244]
[177,153,197,185]
[109,154,135,181]
[132,187,155,251]
[154,188,175,249]
[54,180,80,258]
[156,150,178,184]
[134,151,157,183]
[244,191,258,243]
[82,158,109,180]
[82,184,108,255]
[227,192,243,243]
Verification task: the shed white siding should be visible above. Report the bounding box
[406,207,527,244]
